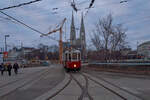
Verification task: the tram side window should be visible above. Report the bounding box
[69,53,71,61]
[78,53,80,60]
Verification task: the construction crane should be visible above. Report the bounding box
[41,18,66,64]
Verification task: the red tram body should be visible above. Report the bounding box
[63,49,81,72]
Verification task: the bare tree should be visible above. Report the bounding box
[110,24,127,51]
[94,14,114,51]
[91,31,103,51]
[91,14,128,61]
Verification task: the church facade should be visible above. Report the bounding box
[70,12,86,59]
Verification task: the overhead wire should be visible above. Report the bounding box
[0,0,42,11]
[84,1,119,18]
[0,0,149,40]
[0,11,58,41]
[50,0,150,26]
[0,15,19,24]
[88,0,95,8]
[83,0,148,18]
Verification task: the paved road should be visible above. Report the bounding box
[0,64,150,100]
[83,68,150,100]
[0,64,65,100]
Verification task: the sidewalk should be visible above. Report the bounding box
[0,64,65,100]
[0,67,48,87]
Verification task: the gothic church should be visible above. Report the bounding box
[70,12,86,59]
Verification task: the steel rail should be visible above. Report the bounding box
[81,73,128,100]
[46,74,72,100]
[83,71,145,100]
[70,73,93,100]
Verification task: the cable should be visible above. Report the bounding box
[0,0,42,11]
[0,11,58,41]
[0,15,19,24]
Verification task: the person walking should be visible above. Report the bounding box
[7,63,12,76]
[13,62,19,75]
[0,63,5,75]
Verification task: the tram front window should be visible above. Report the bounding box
[72,53,77,61]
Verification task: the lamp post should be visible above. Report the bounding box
[5,35,9,52]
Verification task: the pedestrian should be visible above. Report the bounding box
[0,63,5,75]
[13,62,19,75]
[7,63,12,76]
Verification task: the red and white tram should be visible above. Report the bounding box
[63,49,81,72]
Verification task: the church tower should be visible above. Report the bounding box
[80,13,86,59]
[70,12,76,46]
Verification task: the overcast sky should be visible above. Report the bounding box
[0,0,150,50]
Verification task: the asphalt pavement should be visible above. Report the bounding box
[0,64,65,100]
[0,64,150,100]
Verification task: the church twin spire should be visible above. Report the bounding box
[70,12,86,59]
[70,12,76,45]
[70,12,85,46]
[80,13,86,47]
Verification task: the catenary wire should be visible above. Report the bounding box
[0,0,42,11]
[0,11,58,41]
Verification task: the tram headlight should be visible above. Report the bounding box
[74,64,77,67]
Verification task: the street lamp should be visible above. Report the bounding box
[5,35,10,52]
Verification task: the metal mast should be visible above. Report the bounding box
[41,18,66,64]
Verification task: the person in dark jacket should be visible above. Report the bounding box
[13,62,19,74]
[0,63,5,75]
[7,63,12,76]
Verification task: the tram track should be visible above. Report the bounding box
[10,67,144,100]
[46,71,138,100]
[81,72,144,100]
[43,72,93,100]
[70,73,93,100]
[82,73,127,100]
[85,72,145,100]
[46,74,72,100]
